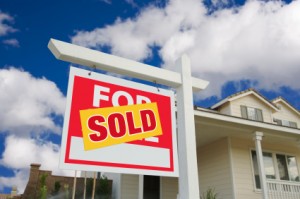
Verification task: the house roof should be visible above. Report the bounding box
[272,97,300,117]
[194,106,300,134]
[211,88,279,111]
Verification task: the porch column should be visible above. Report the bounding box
[253,131,269,199]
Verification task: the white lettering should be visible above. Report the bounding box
[136,95,151,104]
[93,85,110,107]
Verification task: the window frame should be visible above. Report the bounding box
[273,118,298,128]
[241,105,264,122]
[250,149,300,190]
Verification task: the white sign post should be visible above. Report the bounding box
[48,39,209,199]
[175,56,202,199]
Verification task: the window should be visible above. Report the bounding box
[251,150,300,189]
[241,106,263,122]
[252,151,276,189]
[274,118,298,128]
[287,156,300,181]
[277,154,289,180]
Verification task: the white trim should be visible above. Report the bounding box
[211,90,279,111]
[210,97,230,109]
[253,131,269,199]
[194,109,300,135]
[227,137,236,199]
[272,98,300,117]
[249,148,260,192]
[118,175,122,199]
[138,175,143,199]
[246,93,277,111]
[117,174,122,199]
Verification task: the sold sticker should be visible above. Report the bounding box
[80,102,162,151]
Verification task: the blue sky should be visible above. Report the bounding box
[1,0,300,194]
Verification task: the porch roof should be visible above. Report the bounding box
[194,107,300,147]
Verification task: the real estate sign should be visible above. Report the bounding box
[60,66,178,177]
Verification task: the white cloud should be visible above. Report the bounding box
[0,11,16,36]
[0,68,65,135]
[3,38,19,47]
[125,0,137,7]
[1,135,58,169]
[72,0,206,61]
[0,169,29,194]
[71,0,300,99]
[0,135,74,193]
[0,69,73,194]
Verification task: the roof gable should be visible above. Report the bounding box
[211,89,279,111]
[272,97,300,117]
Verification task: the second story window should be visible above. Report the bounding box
[274,118,298,128]
[240,105,263,122]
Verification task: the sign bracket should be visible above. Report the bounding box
[48,39,208,91]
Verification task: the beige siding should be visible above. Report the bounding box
[120,174,139,199]
[161,177,178,199]
[229,95,273,123]
[273,101,300,127]
[231,138,260,199]
[198,138,234,199]
[231,137,300,199]
[218,102,231,115]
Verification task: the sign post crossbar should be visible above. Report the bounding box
[48,39,209,199]
[48,39,208,91]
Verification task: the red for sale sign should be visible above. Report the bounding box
[60,67,178,177]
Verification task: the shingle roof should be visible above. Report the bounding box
[272,96,300,116]
[211,88,278,110]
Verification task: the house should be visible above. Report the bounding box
[104,88,300,199]
[0,187,18,199]
[21,164,83,199]
[21,164,112,199]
